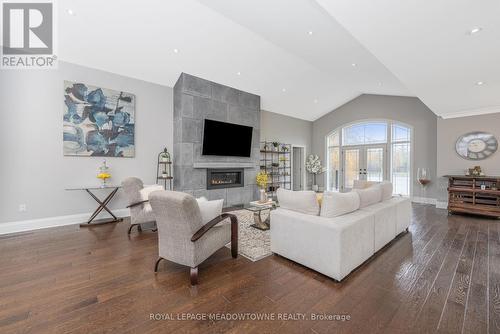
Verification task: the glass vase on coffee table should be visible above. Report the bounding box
[417,168,431,201]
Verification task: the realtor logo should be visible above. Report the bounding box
[1,1,57,69]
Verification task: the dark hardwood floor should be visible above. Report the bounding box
[0,204,499,333]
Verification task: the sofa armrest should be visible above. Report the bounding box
[270,209,343,279]
[270,208,375,281]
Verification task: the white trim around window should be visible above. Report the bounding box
[324,119,414,197]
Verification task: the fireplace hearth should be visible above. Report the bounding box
[207,169,244,190]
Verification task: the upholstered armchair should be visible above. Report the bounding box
[149,191,238,285]
[121,177,158,234]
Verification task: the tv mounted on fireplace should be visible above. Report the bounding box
[202,119,253,157]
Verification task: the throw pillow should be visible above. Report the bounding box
[320,191,360,218]
[140,185,164,201]
[197,199,224,224]
[196,196,208,203]
[353,185,383,208]
[316,193,324,206]
[277,188,320,216]
[379,181,393,201]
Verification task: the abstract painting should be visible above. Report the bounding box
[63,81,135,157]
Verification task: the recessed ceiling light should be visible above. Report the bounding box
[469,27,482,35]
[173,48,179,53]
[236,71,241,76]
[476,81,485,86]
[66,9,75,16]
[351,63,357,67]
[282,88,286,92]
[308,31,313,35]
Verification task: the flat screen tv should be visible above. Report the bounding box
[202,119,253,157]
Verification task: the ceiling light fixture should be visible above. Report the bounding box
[378,82,383,86]
[351,63,357,67]
[67,9,75,16]
[282,88,286,92]
[469,27,482,35]
[313,99,318,103]
[236,71,241,76]
[476,81,485,86]
[173,48,179,54]
[308,31,313,35]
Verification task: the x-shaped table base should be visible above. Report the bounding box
[80,187,123,227]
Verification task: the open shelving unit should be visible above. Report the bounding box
[156,148,173,190]
[260,141,292,199]
[446,175,500,218]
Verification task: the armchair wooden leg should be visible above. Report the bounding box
[127,224,135,234]
[154,257,164,272]
[190,267,198,285]
[128,224,142,235]
[231,215,238,259]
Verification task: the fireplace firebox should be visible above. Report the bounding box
[206,169,244,190]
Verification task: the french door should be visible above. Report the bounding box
[342,145,386,191]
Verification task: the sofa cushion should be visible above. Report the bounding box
[277,188,320,216]
[353,185,382,208]
[140,185,164,201]
[379,181,393,201]
[320,191,360,218]
[353,180,377,189]
[197,199,224,224]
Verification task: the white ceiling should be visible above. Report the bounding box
[316,0,500,119]
[58,0,410,121]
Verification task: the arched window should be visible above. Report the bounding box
[326,121,411,196]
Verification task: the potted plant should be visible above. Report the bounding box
[271,142,280,151]
[256,171,269,203]
[305,155,325,192]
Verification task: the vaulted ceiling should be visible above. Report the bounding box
[58,0,499,120]
[316,0,500,119]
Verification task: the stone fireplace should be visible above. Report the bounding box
[206,169,244,190]
[173,73,260,206]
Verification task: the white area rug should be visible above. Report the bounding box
[225,209,272,262]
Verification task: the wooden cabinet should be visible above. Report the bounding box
[446,175,500,218]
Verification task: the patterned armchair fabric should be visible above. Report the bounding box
[149,191,231,268]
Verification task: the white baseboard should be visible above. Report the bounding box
[412,196,437,205]
[0,209,130,235]
[435,200,449,209]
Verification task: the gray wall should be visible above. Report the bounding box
[312,94,438,198]
[260,110,313,187]
[173,73,260,206]
[0,62,173,223]
[260,110,313,151]
[436,112,500,202]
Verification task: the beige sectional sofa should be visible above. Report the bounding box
[270,187,411,281]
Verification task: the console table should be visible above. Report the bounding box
[445,175,500,218]
[66,185,124,226]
